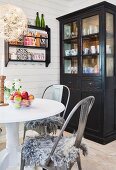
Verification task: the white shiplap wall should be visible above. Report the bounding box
[0,0,72,97]
[0,0,72,141]
[70,0,116,12]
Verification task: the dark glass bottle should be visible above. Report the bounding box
[35,12,40,27]
[41,14,45,28]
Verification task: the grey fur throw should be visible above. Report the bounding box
[22,135,88,168]
[24,116,65,135]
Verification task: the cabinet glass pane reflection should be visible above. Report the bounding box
[82,15,100,74]
[82,15,99,35]
[106,13,114,77]
[64,21,78,39]
[64,58,78,74]
[83,55,99,74]
[82,35,99,55]
[64,39,78,56]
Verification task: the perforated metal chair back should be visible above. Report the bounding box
[46,96,95,164]
[42,84,70,118]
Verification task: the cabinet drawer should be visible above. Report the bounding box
[60,75,81,89]
[63,79,80,89]
[82,80,102,90]
[62,78,72,88]
[73,79,81,89]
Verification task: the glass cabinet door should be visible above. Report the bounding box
[63,21,78,74]
[64,21,78,39]
[106,13,114,77]
[82,15,100,74]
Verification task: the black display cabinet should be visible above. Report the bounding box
[57,1,116,144]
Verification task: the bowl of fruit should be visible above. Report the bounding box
[9,91,34,108]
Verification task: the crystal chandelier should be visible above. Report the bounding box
[0,4,27,41]
[0,4,27,105]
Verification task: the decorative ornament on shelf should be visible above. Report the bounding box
[0,4,27,106]
[35,12,40,27]
[35,12,46,28]
[40,14,45,28]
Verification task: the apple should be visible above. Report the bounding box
[21,99,30,107]
[14,95,22,103]
[28,94,34,101]
[21,91,28,99]
[13,91,21,97]
[14,103,21,108]
[9,95,14,100]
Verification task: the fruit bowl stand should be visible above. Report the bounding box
[9,99,32,108]
[8,91,34,108]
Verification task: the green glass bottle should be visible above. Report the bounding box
[35,12,40,27]
[41,14,45,28]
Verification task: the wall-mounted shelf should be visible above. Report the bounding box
[63,37,78,41]
[8,44,48,49]
[5,25,51,67]
[82,53,99,56]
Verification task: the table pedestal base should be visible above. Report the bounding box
[6,122,20,167]
[0,149,9,169]
[0,122,42,170]
[0,123,20,170]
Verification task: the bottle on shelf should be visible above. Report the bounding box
[40,14,45,28]
[35,12,40,27]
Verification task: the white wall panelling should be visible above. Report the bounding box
[0,0,72,142]
[70,0,116,12]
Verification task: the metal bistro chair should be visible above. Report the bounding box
[21,96,95,170]
[23,84,70,140]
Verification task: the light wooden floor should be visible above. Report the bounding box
[73,138,116,170]
[0,132,116,170]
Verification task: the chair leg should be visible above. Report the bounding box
[77,154,82,170]
[23,126,27,141]
[20,156,25,170]
[58,164,71,170]
[44,166,71,170]
[67,163,74,170]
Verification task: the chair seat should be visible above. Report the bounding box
[24,116,65,135]
[22,135,88,168]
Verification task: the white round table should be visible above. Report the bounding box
[0,98,65,170]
